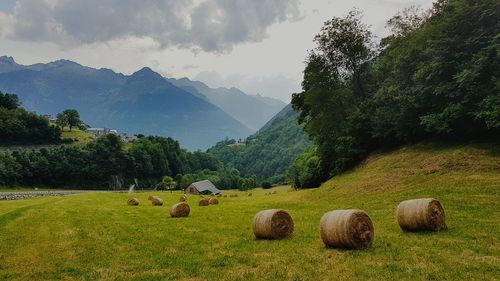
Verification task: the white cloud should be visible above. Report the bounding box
[3,0,301,52]
[0,11,13,37]
[0,0,436,103]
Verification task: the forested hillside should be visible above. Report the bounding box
[290,0,499,188]
[208,104,311,183]
[0,91,61,145]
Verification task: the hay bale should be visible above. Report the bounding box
[396,198,447,232]
[217,194,222,197]
[223,195,227,198]
[180,195,187,202]
[170,202,190,217]
[272,191,277,195]
[209,198,219,205]
[127,198,139,206]
[252,209,294,239]
[247,193,253,197]
[199,198,210,206]
[229,194,239,198]
[320,209,374,249]
[150,196,163,206]
[148,195,154,200]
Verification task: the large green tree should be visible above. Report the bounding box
[0,92,20,110]
[57,109,82,131]
[291,9,375,179]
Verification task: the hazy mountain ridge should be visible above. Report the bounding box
[167,77,286,131]
[0,56,252,150]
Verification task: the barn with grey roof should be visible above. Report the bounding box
[184,180,221,195]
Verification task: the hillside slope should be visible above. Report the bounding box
[208,104,311,182]
[0,56,252,150]
[0,143,498,280]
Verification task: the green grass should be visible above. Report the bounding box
[60,127,95,145]
[0,127,94,152]
[0,143,499,280]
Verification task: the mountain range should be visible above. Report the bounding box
[0,56,285,150]
[167,77,285,131]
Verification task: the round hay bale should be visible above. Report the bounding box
[252,209,294,239]
[179,195,187,202]
[223,195,227,198]
[209,198,219,205]
[199,198,210,206]
[320,209,374,249]
[272,191,277,195]
[150,196,163,206]
[127,198,139,206]
[247,193,253,197]
[396,198,447,232]
[170,202,190,217]
[217,194,222,197]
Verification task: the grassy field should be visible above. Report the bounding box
[0,143,498,280]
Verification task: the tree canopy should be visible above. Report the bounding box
[0,91,61,145]
[56,109,82,131]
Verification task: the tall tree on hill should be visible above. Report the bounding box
[57,109,82,131]
[291,9,375,178]
[0,91,20,110]
[55,112,68,129]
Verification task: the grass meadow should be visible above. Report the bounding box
[0,143,499,280]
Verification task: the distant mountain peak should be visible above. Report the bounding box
[0,56,16,65]
[50,59,80,67]
[131,67,163,78]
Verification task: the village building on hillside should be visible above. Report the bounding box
[86,128,138,143]
[86,128,117,137]
[185,180,221,195]
[120,133,138,143]
[42,114,57,123]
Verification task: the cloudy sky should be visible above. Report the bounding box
[0,0,434,102]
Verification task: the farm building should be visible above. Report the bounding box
[185,180,221,195]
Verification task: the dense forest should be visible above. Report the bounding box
[0,132,255,189]
[289,0,499,188]
[208,104,311,184]
[0,91,61,144]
